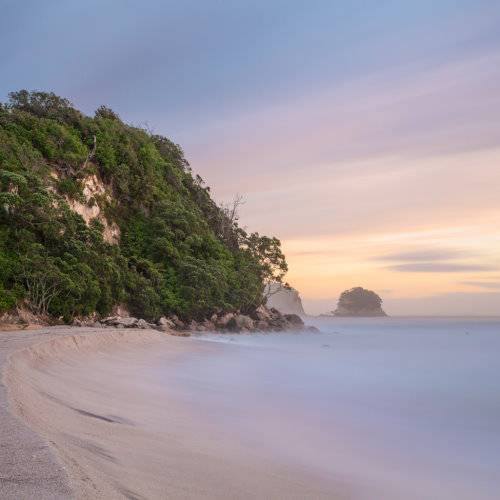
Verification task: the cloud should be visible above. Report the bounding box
[387,263,495,273]
[461,281,500,290]
[375,249,466,262]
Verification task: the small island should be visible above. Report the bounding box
[332,287,387,317]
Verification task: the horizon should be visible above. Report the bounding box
[3,1,499,315]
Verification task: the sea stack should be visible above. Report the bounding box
[266,284,305,315]
[333,287,387,317]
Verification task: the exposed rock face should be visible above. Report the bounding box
[265,284,305,315]
[52,171,120,245]
[332,287,387,317]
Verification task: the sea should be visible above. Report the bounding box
[160,316,500,499]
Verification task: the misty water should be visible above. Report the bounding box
[156,317,500,499]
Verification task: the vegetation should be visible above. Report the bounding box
[332,287,387,316]
[0,90,287,322]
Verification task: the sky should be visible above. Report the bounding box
[2,0,500,315]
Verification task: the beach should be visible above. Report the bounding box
[0,327,72,499]
[2,327,347,499]
[2,318,500,499]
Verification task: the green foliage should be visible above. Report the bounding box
[336,287,384,313]
[57,177,83,199]
[0,90,288,322]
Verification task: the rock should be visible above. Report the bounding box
[265,283,305,315]
[255,320,269,331]
[236,314,254,330]
[136,319,148,329]
[306,325,320,333]
[170,315,185,330]
[189,320,198,331]
[225,314,255,332]
[216,312,234,329]
[118,317,140,328]
[169,330,191,337]
[202,319,216,331]
[332,287,387,317]
[284,314,305,329]
[102,316,139,328]
[267,308,290,330]
[253,305,272,322]
[158,316,176,329]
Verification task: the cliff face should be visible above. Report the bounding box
[333,287,387,317]
[266,284,305,315]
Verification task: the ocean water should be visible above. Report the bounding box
[158,317,500,499]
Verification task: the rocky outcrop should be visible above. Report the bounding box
[332,287,387,317]
[265,283,305,315]
[71,305,318,334]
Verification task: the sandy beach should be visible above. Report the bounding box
[0,327,72,499]
[2,327,346,499]
[4,319,499,500]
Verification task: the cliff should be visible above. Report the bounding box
[0,90,287,324]
[332,287,387,317]
[266,283,305,315]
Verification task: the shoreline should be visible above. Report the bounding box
[3,327,178,499]
[2,327,344,499]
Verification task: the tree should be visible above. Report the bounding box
[244,233,288,301]
[20,252,70,316]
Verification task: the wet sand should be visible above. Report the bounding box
[2,327,346,499]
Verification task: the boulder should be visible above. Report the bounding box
[236,314,254,330]
[202,319,216,331]
[216,312,234,329]
[255,320,270,331]
[169,315,186,330]
[136,319,148,329]
[267,308,290,330]
[102,316,139,328]
[284,314,305,329]
[158,316,176,330]
[226,314,255,332]
[253,305,272,322]
[188,320,208,332]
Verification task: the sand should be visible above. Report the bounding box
[0,328,72,499]
[2,327,345,499]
